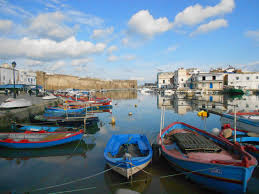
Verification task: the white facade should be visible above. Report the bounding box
[0,64,19,85]
[191,73,224,90]
[227,73,259,90]
[19,70,37,85]
[174,68,191,89]
[157,72,174,88]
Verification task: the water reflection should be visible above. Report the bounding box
[95,90,137,100]
[0,139,96,164]
[104,164,152,194]
[157,93,259,114]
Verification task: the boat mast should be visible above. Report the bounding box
[234,104,237,143]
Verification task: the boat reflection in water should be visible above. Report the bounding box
[0,139,96,163]
[104,164,152,194]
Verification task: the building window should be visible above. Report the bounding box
[256,76,259,79]
[163,80,165,84]
[202,76,206,81]
[181,78,183,81]
[236,77,239,80]
[212,104,216,108]
[212,76,216,80]
[246,77,249,80]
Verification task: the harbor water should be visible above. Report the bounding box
[0,90,258,193]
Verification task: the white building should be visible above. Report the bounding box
[157,72,174,88]
[173,68,191,89]
[225,73,259,90]
[18,70,37,85]
[191,73,224,90]
[0,63,19,85]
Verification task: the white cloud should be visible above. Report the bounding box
[123,55,136,61]
[66,10,104,27]
[0,19,12,33]
[167,45,178,52]
[107,45,118,54]
[0,37,106,61]
[174,0,235,26]
[49,60,66,71]
[91,27,114,39]
[122,37,129,46]
[107,55,119,62]
[128,10,173,37]
[71,58,93,66]
[190,19,228,36]
[245,30,259,42]
[28,12,77,41]
[0,0,32,18]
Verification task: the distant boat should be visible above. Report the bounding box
[0,98,32,109]
[42,94,57,100]
[221,113,259,133]
[0,131,84,149]
[45,107,86,114]
[157,122,257,193]
[104,134,152,179]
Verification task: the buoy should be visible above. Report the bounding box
[211,128,220,136]
[128,112,133,116]
[134,104,138,107]
[110,117,116,125]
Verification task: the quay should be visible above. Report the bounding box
[0,94,60,128]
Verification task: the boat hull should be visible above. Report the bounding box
[158,122,257,193]
[106,158,151,179]
[162,151,253,193]
[0,132,83,149]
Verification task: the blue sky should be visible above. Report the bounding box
[0,0,258,83]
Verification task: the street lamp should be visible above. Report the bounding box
[12,61,16,98]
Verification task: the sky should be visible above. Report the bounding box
[0,0,258,83]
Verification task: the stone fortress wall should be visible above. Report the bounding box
[36,71,137,90]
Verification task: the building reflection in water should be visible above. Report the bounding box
[157,93,259,114]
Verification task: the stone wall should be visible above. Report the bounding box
[36,71,137,90]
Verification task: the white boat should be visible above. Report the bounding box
[0,98,32,109]
[42,94,57,100]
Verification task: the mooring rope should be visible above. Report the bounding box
[30,163,122,192]
[36,164,219,194]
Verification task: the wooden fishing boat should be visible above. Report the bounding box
[0,130,84,149]
[30,114,99,127]
[0,140,95,160]
[157,122,257,193]
[104,134,152,179]
[45,107,86,114]
[220,124,259,159]
[12,124,77,132]
[221,113,259,133]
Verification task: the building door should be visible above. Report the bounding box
[210,83,213,88]
[190,83,193,89]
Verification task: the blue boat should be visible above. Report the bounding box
[45,107,86,114]
[158,122,257,193]
[12,124,76,132]
[220,124,259,160]
[104,134,152,179]
[0,131,83,149]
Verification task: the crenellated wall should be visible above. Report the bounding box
[36,71,137,90]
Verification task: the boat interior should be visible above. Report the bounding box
[162,128,243,163]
